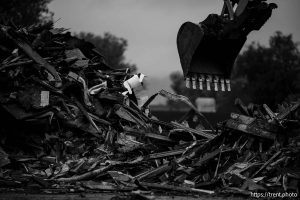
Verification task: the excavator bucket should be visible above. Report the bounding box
[177,0,277,91]
[177,21,246,91]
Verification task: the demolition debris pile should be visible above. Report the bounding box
[0,24,299,197]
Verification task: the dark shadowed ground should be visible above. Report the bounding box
[0,193,247,200]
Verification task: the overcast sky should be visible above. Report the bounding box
[49,0,300,79]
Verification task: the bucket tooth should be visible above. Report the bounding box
[226,79,231,91]
[206,75,212,91]
[192,75,197,89]
[185,77,191,88]
[198,75,204,90]
[213,76,219,91]
[220,78,225,91]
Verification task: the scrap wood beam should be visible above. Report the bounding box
[0,25,62,88]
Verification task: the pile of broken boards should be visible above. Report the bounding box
[0,24,299,198]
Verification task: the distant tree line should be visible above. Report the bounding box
[0,0,136,71]
[232,31,300,108]
[76,32,136,71]
[0,0,53,26]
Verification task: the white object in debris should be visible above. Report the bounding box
[123,73,145,94]
[40,91,50,107]
[195,97,216,113]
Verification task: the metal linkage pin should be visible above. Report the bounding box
[192,75,197,89]
[213,76,219,91]
[220,78,225,91]
[198,75,204,90]
[206,75,212,91]
[225,79,231,91]
[185,77,191,88]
